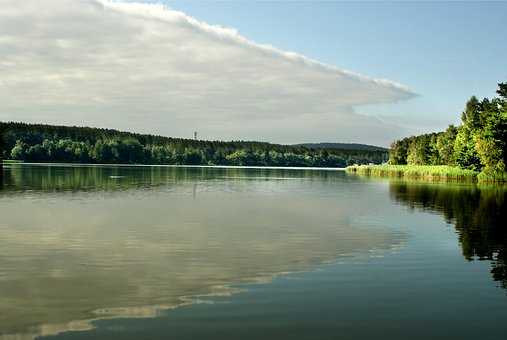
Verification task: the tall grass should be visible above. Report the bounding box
[477,168,507,183]
[346,164,479,182]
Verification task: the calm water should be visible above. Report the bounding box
[0,164,506,340]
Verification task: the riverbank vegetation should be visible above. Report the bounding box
[347,164,478,181]
[0,122,387,167]
[348,82,507,182]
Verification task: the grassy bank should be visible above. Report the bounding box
[346,164,480,182]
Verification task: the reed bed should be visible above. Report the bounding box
[346,164,479,182]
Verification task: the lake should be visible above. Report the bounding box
[0,164,506,340]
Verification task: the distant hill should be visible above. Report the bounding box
[295,143,388,152]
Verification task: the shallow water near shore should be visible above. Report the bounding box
[0,164,506,340]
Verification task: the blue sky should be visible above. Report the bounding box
[2,0,505,146]
[161,0,506,133]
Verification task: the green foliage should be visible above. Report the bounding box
[461,95,481,129]
[389,82,507,182]
[389,133,440,165]
[407,137,429,165]
[0,122,388,167]
[498,83,507,101]
[474,108,507,175]
[388,140,407,165]
[478,168,507,182]
[436,125,457,165]
[10,140,28,160]
[453,124,481,170]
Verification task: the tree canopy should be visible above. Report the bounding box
[389,82,507,181]
[0,122,388,167]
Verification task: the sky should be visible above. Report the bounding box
[0,0,505,146]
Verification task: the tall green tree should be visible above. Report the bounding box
[436,125,457,165]
[453,124,481,170]
[406,139,428,165]
[389,139,409,165]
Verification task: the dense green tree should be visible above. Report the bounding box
[498,83,507,101]
[436,125,457,165]
[0,122,388,167]
[389,139,409,165]
[90,140,114,163]
[426,134,441,165]
[406,140,425,165]
[454,124,481,170]
[10,141,28,160]
[183,148,203,165]
[461,96,481,130]
[389,82,507,181]
[474,101,507,179]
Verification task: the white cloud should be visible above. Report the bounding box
[0,0,415,145]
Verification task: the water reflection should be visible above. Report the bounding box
[0,164,345,194]
[389,181,507,289]
[0,165,403,339]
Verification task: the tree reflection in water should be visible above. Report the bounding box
[389,182,507,289]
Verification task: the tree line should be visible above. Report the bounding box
[389,82,507,180]
[0,122,388,167]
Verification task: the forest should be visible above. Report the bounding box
[0,122,387,167]
[389,82,507,181]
